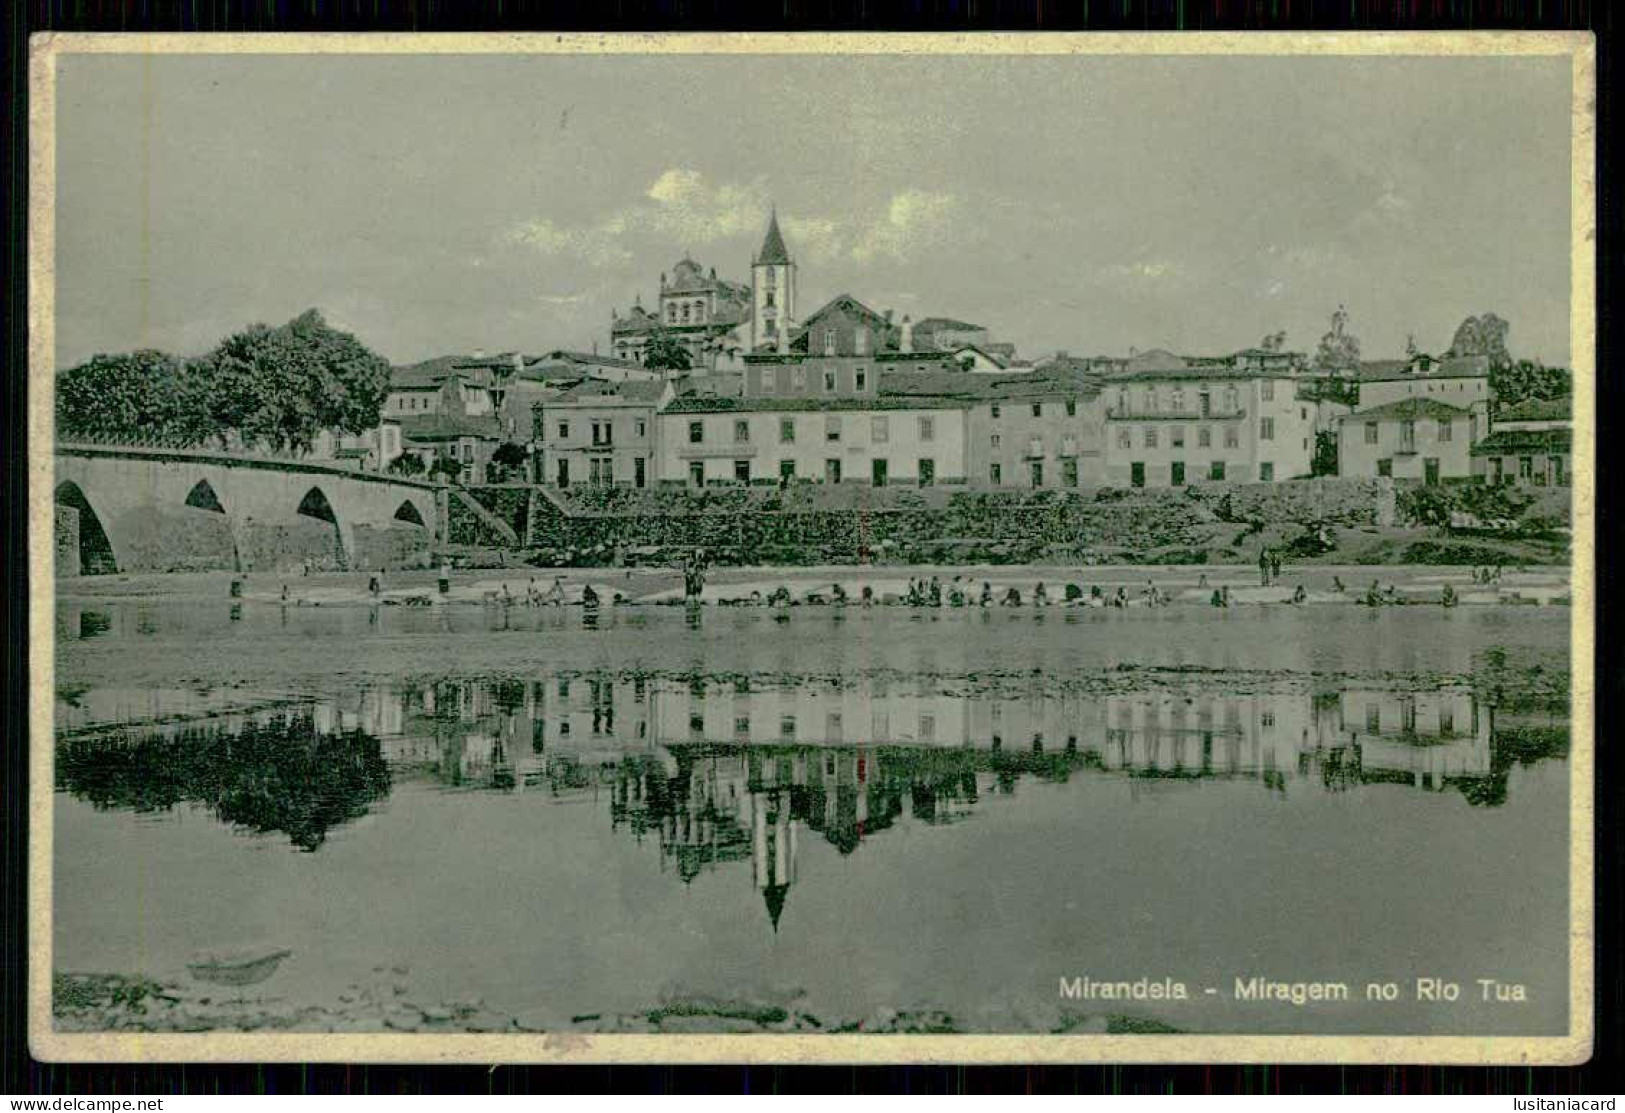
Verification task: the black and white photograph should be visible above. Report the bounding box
[27,32,1594,1065]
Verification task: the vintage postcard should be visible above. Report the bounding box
[28,32,1594,1064]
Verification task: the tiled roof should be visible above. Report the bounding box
[553,379,670,404]
[1356,354,1490,381]
[391,356,479,389]
[913,316,985,333]
[663,393,969,415]
[1495,396,1571,423]
[1470,427,1574,455]
[881,366,1103,403]
[756,211,791,265]
[398,412,504,442]
[1346,398,1472,422]
[529,350,646,370]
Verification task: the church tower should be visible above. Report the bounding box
[751,208,796,354]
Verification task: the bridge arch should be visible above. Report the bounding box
[392,499,426,528]
[55,481,119,575]
[295,485,349,570]
[184,478,226,513]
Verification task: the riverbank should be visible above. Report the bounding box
[52,971,1176,1036]
[56,562,1573,609]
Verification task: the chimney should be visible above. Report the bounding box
[1056,349,1069,360]
[473,347,486,360]
[900,315,914,354]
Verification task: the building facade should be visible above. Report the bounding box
[1338,398,1479,482]
[536,379,673,489]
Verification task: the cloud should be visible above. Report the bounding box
[783,215,845,263]
[508,216,633,267]
[641,169,768,242]
[1098,260,1185,284]
[851,190,961,263]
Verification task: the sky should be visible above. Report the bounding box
[52,50,1575,369]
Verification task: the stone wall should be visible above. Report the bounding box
[55,506,80,575]
[109,506,239,573]
[240,517,346,574]
[351,522,434,571]
[457,479,1393,565]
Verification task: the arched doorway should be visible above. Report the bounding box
[55,481,118,575]
[296,486,347,570]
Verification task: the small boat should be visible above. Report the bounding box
[186,945,292,986]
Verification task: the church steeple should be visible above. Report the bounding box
[756,206,791,266]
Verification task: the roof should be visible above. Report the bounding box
[662,392,971,415]
[1356,354,1490,382]
[1495,396,1571,423]
[913,316,985,333]
[528,350,646,371]
[391,355,480,390]
[1103,363,1298,382]
[949,344,1009,369]
[398,413,504,443]
[1471,427,1574,455]
[1346,398,1472,422]
[880,366,1104,404]
[551,379,670,405]
[755,210,791,265]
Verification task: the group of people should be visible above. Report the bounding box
[1257,546,1286,586]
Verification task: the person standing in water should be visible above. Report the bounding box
[438,561,451,596]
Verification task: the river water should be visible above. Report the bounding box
[51,599,1572,1035]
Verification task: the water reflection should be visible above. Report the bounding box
[57,671,1567,883]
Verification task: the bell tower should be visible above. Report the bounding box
[751,208,795,353]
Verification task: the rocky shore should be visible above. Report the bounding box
[53,972,1180,1037]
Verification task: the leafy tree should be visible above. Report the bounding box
[428,456,465,483]
[1447,313,1512,371]
[1311,429,1339,477]
[1490,359,1572,410]
[56,350,212,442]
[1312,305,1362,374]
[489,441,529,481]
[204,309,391,453]
[387,452,426,476]
[642,330,693,373]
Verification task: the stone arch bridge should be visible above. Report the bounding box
[54,443,444,576]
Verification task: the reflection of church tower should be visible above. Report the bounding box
[751,786,796,931]
[751,208,795,354]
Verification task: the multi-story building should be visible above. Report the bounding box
[654,393,971,488]
[1099,358,1316,487]
[1354,353,1491,410]
[536,378,673,489]
[1471,396,1572,486]
[1338,397,1480,482]
[610,258,755,371]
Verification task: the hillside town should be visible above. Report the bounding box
[319,212,1570,495]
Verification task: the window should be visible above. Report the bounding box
[1171,425,1185,448]
[854,329,868,356]
[592,421,612,446]
[919,714,936,741]
[1032,402,1043,418]
[1171,461,1185,485]
[1439,419,1453,442]
[1198,426,1212,448]
[1260,461,1274,482]
[991,434,1002,448]
[759,370,775,394]
[1172,389,1184,411]
[872,416,889,443]
[635,420,646,438]
[823,328,837,356]
[556,458,569,488]
[825,416,842,442]
[1117,427,1133,450]
[557,422,570,440]
[734,459,750,483]
[1365,421,1379,445]
[855,368,868,391]
[779,418,795,444]
[734,419,750,443]
[1209,461,1226,481]
[1261,380,1275,401]
[990,463,1002,485]
[590,457,614,486]
[918,459,936,485]
[1065,400,1077,417]
[1063,459,1079,486]
[1144,427,1158,448]
[780,715,797,740]
[688,421,704,444]
[1224,387,1239,411]
[792,368,806,390]
[1117,389,1129,414]
[1030,461,1044,487]
[823,370,837,393]
[991,404,1002,419]
[1377,458,1392,478]
[734,716,751,736]
[1130,462,1146,488]
[1518,456,1534,480]
[919,417,935,441]
[825,458,842,484]
[1224,425,1240,449]
[872,459,888,486]
[1260,417,1274,441]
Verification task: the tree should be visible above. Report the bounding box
[428,456,465,483]
[204,309,391,453]
[1491,359,1571,410]
[1447,313,1512,371]
[1311,429,1339,477]
[1312,305,1362,374]
[387,452,426,476]
[489,441,528,481]
[1260,330,1287,352]
[56,350,212,442]
[642,329,693,373]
